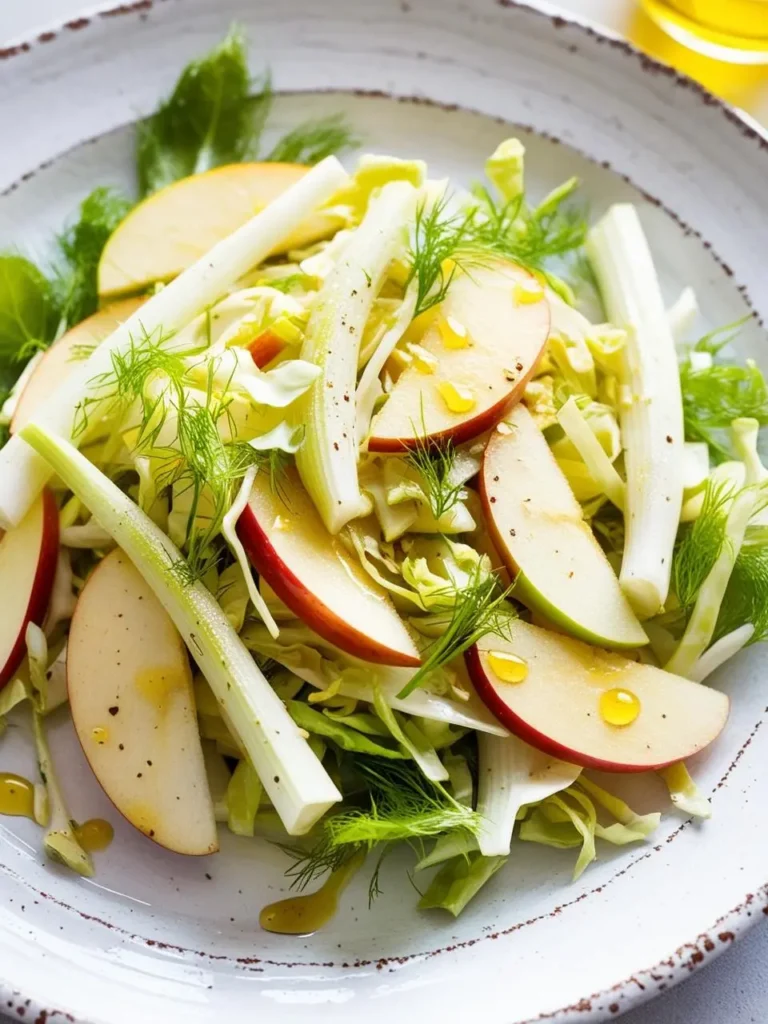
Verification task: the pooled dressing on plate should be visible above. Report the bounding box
[259,852,364,935]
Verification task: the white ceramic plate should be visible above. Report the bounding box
[0,2,767,1022]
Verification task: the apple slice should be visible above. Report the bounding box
[98,162,338,300]
[481,404,647,649]
[67,548,218,855]
[367,260,549,451]
[11,297,145,434]
[247,329,287,369]
[466,621,729,772]
[0,489,59,688]
[237,467,421,667]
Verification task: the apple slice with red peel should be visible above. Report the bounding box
[67,548,218,855]
[367,260,549,452]
[247,329,287,369]
[11,297,145,434]
[481,404,647,650]
[466,621,729,772]
[98,163,338,301]
[0,489,59,688]
[237,467,421,667]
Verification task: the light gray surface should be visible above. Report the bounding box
[0,0,766,1022]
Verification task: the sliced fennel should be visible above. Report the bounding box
[20,422,341,835]
[556,396,625,512]
[26,624,93,875]
[688,623,755,683]
[587,204,684,618]
[666,484,756,677]
[658,762,711,819]
[476,733,581,857]
[226,758,263,837]
[372,685,449,783]
[355,280,418,443]
[0,157,348,530]
[295,180,418,533]
[221,466,279,638]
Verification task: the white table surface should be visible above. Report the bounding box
[1,0,767,1021]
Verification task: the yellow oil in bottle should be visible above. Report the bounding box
[259,852,364,935]
[642,0,768,55]
[634,2,768,106]
[74,818,115,852]
[0,773,36,819]
[487,650,529,684]
[599,687,642,727]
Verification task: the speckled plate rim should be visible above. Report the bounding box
[0,2,767,1022]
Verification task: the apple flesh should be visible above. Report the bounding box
[367,260,550,451]
[11,298,145,434]
[466,621,729,772]
[0,489,59,688]
[98,162,339,301]
[237,467,421,667]
[481,404,647,649]
[67,548,218,855]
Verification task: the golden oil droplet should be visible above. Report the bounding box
[513,280,545,305]
[135,666,186,711]
[487,650,528,684]
[91,726,109,745]
[407,343,438,374]
[74,818,114,852]
[0,773,35,819]
[438,315,471,349]
[599,688,641,727]
[437,381,476,414]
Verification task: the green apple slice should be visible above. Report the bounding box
[481,404,647,649]
[466,621,729,772]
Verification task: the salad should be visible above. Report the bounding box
[0,28,764,930]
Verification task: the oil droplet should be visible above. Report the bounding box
[513,280,545,305]
[402,306,439,344]
[91,726,109,745]
[599,688,641,727]
[438,314,471,349]
[0,773,35,819]
[74,818,114,852]
[407,342,438,374]
[387,346,412,374]
[136,666,186,711]
[272,514,292,532]
[260,852,364,935]
[437,381,476,414]
[487,650,529,684]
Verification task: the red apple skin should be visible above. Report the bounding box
[248,331,286,369]
[237,504,421,668]
[367,371,540,454]
[0,488,60,689]
[464,645,729,774]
